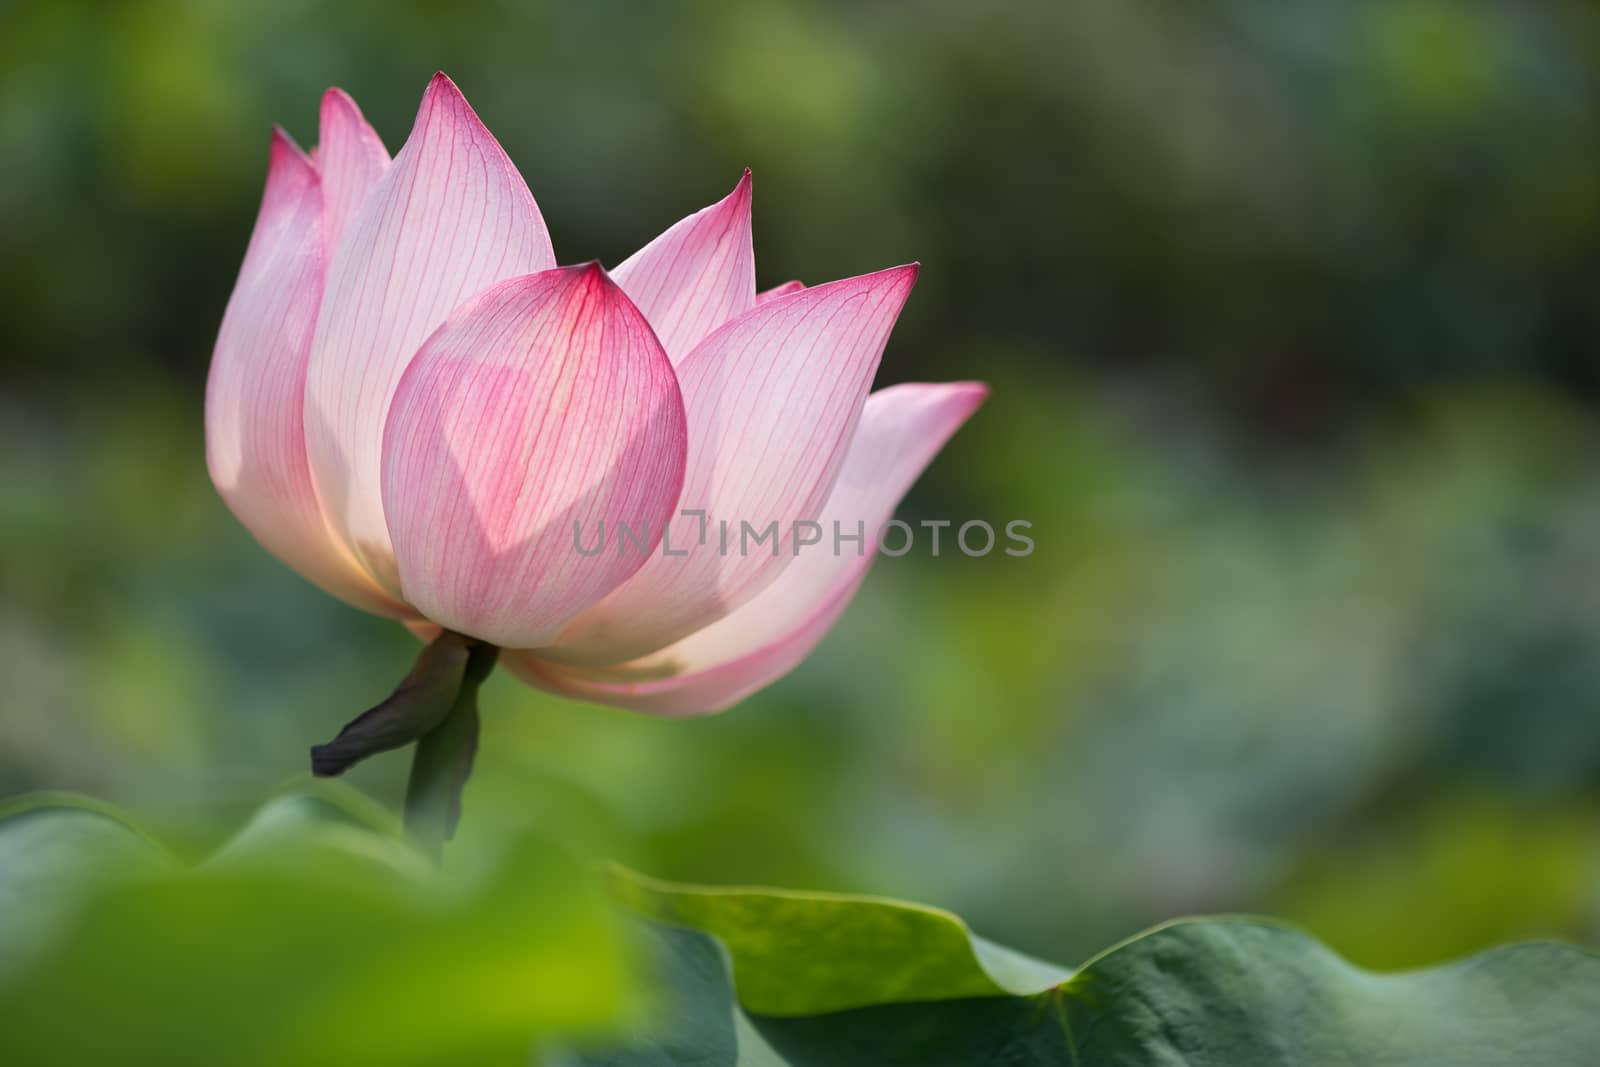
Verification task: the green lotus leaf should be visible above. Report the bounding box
[0,788,629,1067]
[583,871,1600,1066]
[613,867,1069,1016]
[0,792,176,974]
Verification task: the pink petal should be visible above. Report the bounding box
[757,279,805,303]
[317,88,390,255]
[611,170,755,362]
[305,72,557,596]
[507,382,987,714]
[539,265,920,665]
[206,130,410,617]
[381,264,688,649]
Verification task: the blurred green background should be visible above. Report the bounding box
[4,0,1600,973]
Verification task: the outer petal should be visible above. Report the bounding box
[205,130,408,617]
[381,264,688,649]
[507,382,988,714]
[306,72,557,595]
[757,279,805,303]
[317,88,390,254]
[540,265,920,665]
[611,170,755,362]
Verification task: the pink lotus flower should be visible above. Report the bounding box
[206,73,985,715]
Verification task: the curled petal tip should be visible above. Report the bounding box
[710,169,751,208]
[727,169,754,208]
[423,71,466,105]
[319,86,377,135]
[797,263,917,303]
[568,259,610,288]
[846,262,918,300]
[870,262,919,286]
[269,124,305,155]
[415,72,468,119]
[267,126,314,176]
[757,279,806,303]
[889,262,920,293]
[949,380,991,416]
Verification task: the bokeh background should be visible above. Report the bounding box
[4,0,1600,971]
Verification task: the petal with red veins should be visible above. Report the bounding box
[507,382,987,714]
[381,264,687,649]
[206,130,409,617]
[612,170,755,362]
[317,88,390,254]
[540,264,919,665]
[306,72,557,595]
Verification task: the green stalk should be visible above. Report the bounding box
[402,640,499,861]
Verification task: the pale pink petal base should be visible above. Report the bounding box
[206,131,409,617]
[540,265,921,666]
[507,382,987,714]
[382,264,688,649]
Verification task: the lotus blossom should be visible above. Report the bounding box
[206,73,986,716]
